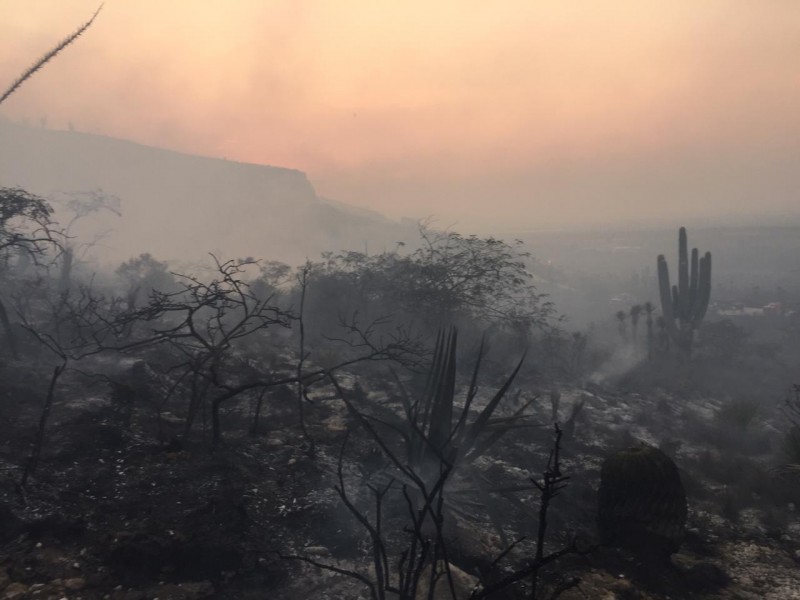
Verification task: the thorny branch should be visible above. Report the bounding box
[471,424,594,599]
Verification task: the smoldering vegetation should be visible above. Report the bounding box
[0,182,799,600]
[3,9,800,599]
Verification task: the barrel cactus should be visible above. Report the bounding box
[597,444,687,558]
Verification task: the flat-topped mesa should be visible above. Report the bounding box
[0,121,413,265]
[657,227,712,354]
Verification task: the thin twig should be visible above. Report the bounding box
[21,361,67,487]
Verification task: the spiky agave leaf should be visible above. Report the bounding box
[344,326,529,473]
[463,393,541,465]
[332,328,536,552]
[423,327,458,461]
[459,350,527,463]
[445,335,487,450]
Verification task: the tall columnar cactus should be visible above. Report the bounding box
[657,227,711,354]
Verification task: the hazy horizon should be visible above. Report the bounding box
[3,2,800,233]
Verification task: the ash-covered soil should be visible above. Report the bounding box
[1,360,799,600]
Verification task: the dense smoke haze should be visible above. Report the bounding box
[2,1,800,232]
[4,5,800,600]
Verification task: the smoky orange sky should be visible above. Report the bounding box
[2,1,800,231]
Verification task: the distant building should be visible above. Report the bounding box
[715,301,787,318]
[609,292,636,306]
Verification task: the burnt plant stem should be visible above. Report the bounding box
[531,424,567,599]
[296,264,314,452]
[323,381,459,599]
[334,434,390,598]
[250,388,268,436]
[473,424,589,600]
[476,543,578,598]
[184,370,210,436]
[278,552,379,600]
[280,434,390,600]
[21,361,66,487]
[0,296,19,359]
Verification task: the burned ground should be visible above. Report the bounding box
[1,352,799,600]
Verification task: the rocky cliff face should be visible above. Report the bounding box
[0,120,411,266]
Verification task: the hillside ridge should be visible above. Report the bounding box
[0,120,410,266]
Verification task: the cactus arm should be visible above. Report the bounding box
[694,252,712,324]
[658,254,673,321]
[689,252,706,320]
[678,227,689,320]
[658,255,680,341]
[672,285,679,316]
[657,255,672,319]
[689,248,699,317]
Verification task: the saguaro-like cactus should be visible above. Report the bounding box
[657,227,711,354]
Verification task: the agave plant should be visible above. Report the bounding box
[405,329,531,474]
[333,327,538,538]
